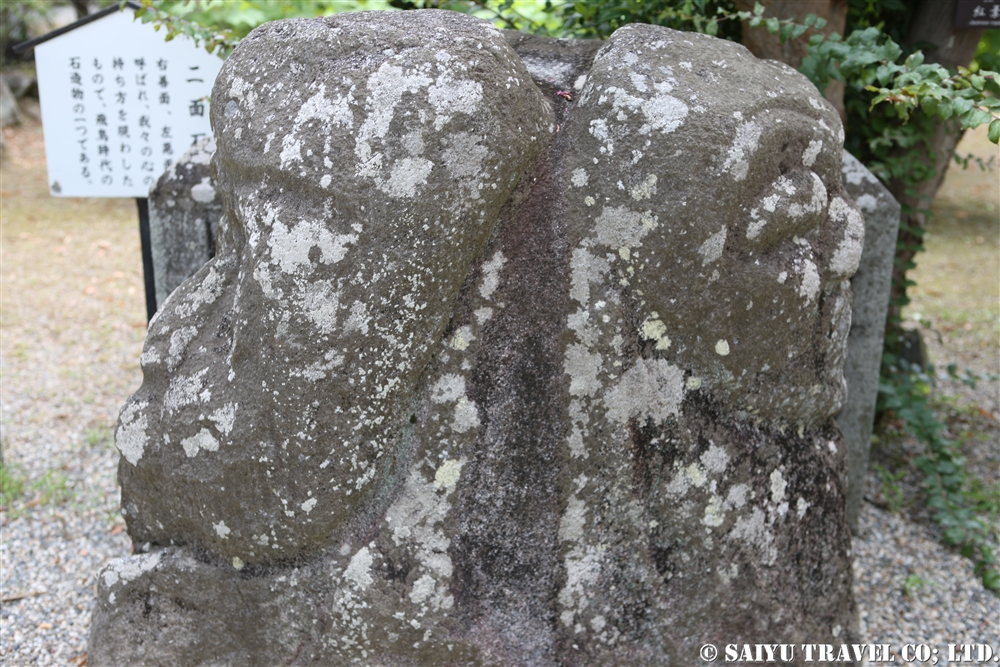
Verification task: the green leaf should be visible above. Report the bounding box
[951,97,974,115]
[937,99,955,120]
[961,108,993,128]
[803,13,816,28]
[753,2,765,16]
[989,119,1000,144]
[905,51,925,69]
[779,23,793,43]
[765,17,779,33]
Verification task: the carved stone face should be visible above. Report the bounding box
[116,11,553,566]
[563,26,863,427]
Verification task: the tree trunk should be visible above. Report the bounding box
[885,0,983,346]
[70,1,89,20]
[736,0,848,122]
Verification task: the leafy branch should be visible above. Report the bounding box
[123,0,240,57]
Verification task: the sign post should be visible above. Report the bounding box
[14,2,222,319]
[955,0,1000,28]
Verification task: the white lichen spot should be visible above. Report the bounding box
[629,174,657,201]
[558,547,602,627]
[189,176,217,203]
[571,168,589,188]
[268,220,357,275]
[163,368,208,412]
[181,428,219,458]
[604,359,685,425]
[433,459,464,493]
[431,374,466,403]
[802,139,823,167]
[729,507,777,564]
[279,135,302,169]
[699,226,727,265]
[452,397,480,433]
[714,339,730,356]
[174,264,226,319]
[828,197,865,277]
[565,343,603,398]
[797,258,821,303]
[117,400,149,466]
[559,496,587,542]
[640,317,671,350]
[479,252,507,300]
[770,469,787,504]
[344,546,374,589]
[301,498,317,514]
[796,496,810,519]
[700,444,729,475]
[428,76,483,131]
[208,403,237,436]
[409,573,437,605]
[684,463,707,488]
[639,94,689,134]
[383,157,434,199]
[214,521,231,539]
[101,552,162,588]
[449,326,474,351]
[140,347,161,366]
[569,247,608,306]
[343,300,371,335]
[726,484,749,509]
[842,153,879,186]
[686,376,702,390]
[777,271,788,284]
[474,307,493,325]
[702,495,725,527]
[593,206,657,248]
[232,557,244,570]
[721,121,761,181]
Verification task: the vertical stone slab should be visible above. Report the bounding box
[147,137,221,309]
[838,150,901,533]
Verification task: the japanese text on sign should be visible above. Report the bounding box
[35,7,221,197]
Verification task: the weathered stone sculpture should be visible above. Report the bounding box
[92,11,862,666]
[148,137,222,310]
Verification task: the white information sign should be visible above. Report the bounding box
[34,8,223,197]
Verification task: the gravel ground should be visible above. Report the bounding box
[1,115,997,664]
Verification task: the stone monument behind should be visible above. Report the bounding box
[91,10,865,666]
